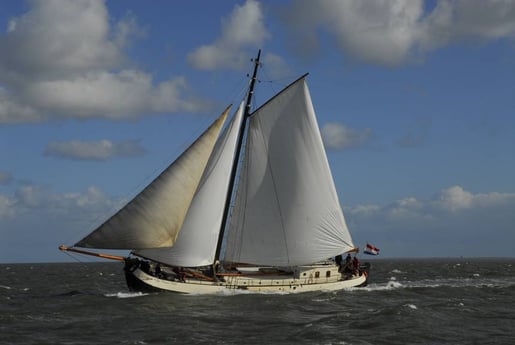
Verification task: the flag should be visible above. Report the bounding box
[364,243,380,255]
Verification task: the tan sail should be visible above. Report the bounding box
[135,102,245,267]
[74,106,232,250]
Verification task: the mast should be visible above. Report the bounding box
[213,49,261,266]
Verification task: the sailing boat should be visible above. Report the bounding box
[60,50,370,294]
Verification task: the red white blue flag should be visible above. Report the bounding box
[364,243,380,255]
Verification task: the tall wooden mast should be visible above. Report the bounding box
[213,49,261,266]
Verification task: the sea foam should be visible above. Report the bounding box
[105,291,148,299]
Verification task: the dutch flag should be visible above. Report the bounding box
[364,243,380,255]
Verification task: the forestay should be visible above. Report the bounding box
[224,78,355,266]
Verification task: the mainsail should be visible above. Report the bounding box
[135,103,244,267]
[224,77,355,266]
[75,107,231,250]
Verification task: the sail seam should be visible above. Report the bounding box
[257,116,290,266]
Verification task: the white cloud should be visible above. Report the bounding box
[0,0,204,124]
[188,0,270,70]
[0,194,16,219]
[44,139,146,161]
[419,0,515,51]
[261,53,292,80]
[321,122,372,150]
[21,71,200,120]
[1,184,124,218]
[1,0,122,79]
[350,185,515,225]
[1,182,513,261]
[0,184,127,262]
[346,185,515,256]
[284,0,515,66]
[437,185,473,211]
[284,0,424,65]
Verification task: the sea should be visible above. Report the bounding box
[1,258,514,345]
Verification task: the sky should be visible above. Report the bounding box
[1,0,514,263]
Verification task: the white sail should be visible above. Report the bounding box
[75,107,231,249]
[136,103,244,266]
[224,78,355,266]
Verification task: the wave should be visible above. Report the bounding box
[356,279,405,292]
[104,291,149,299]
[54,290,86,297]
[356,276,515,292]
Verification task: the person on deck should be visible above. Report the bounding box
[155,264,162,278]
[352,256,360,275]
[345,254,352,268]
[335,254,342,268]
[173,267,186,282]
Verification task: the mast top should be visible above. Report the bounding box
[244,49,261,118]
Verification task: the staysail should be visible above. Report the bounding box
[224,77,355,266]
[74,107,231,250]
[135,103,244,267]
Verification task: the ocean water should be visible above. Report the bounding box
[1,258,514,345]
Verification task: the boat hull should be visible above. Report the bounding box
[124,264,369,294]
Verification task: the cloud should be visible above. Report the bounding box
[0,194,16,219]
[22,71,202,120]
[1,184,124,219]
[283,0,424,65]
[261,53,292,80]
[1,0,123,80]
[2,182,513,261]
[346,185,515,256]
[419,0,515,51]
[321,122,372,150]
[188,0,270,70]
[0,0,205,124]
[44,139,146,161]
[0,171,13,185]
[0,183,127,262]
[284,0,515,66]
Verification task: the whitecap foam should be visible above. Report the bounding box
[356,279,404,292]
[105,291,148,299]
[386,280,403,289]
[405,304,417,310]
